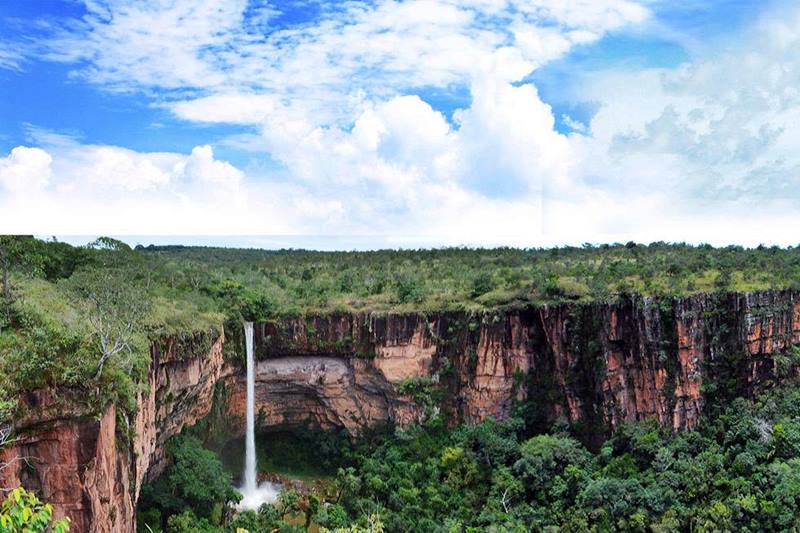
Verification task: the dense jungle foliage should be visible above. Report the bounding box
[137,382,800,532]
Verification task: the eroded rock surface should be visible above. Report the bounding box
[223,357,421,434]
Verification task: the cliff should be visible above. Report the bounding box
[0,332,227,532]
[242,291,800,441]
[2,290,800,531]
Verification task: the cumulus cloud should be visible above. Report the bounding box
[555,3,800,232]
[0,147,52,194]
[177,146,243,187]
[5,0,800,245]
[0,134,544,239]
[0,141,268,234]
[0,0,648,240]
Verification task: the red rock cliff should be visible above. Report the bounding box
[240,291,800,443]
[1,331,226,532]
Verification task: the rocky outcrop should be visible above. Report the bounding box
[223,357,421,434]
[0,331,227,532]
[0,403,132,532]
[132,333,227,490]
[2,290,800,531]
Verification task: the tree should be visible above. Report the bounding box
[334,467,361,504]
[62,268,150,379]
[0,242,12,301]
[86,237,131,253]
[138,435,240,525]
[470,272,495,298]
[0,487,70,532]
[513,434,593,504]
[0,236,45,300]
[165,510,221,533]
[714,268,733,292]
[304,493,321,528]
[0,422,16,484]
[321,514,385,533]
[276,488,300,519]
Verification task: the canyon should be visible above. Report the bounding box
[2,290,800,531]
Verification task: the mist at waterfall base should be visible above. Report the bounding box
[237,322,280,510]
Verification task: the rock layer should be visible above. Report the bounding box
[2,290,800,531]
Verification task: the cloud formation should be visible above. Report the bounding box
[2,0,799,245]
[0,147,52,194]
[559,5,800,223]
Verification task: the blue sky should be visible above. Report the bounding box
[0,1,752,149]
[1,0,798,248]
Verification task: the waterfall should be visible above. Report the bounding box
[244,321,257,493]
[237,322,279,510]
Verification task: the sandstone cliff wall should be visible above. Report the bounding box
[0,332,227,532]
[2,290,800,531]
[246,290,800,441]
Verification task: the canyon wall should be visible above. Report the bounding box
[241,290,800,442]
[2,290,800,531]
[0,332,228,532]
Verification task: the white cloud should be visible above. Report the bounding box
[74,146,175,192]
[0,138,542,239]
[7,0,800,245]
[7,0,639,239]
[455,68,570,195]
[0,147,52,194]
[558,3,800,223]
[0,46,23,71]
[0,141,264,234]
[0,0,648,240]
[43,0,248,89]
[34,0,647,124]
[177,145,243,187]
[170,94,279,125]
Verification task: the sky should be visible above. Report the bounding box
[0,0,798,249]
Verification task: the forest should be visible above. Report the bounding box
[2,236,800,532]
[135,381,800,532]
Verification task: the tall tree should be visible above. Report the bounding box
[62,268,150,380]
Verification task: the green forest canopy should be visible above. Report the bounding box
[138,381,800,532]
[5,237,800,317]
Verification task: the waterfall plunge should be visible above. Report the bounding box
[244,321,257,492]
[237,322,279,510]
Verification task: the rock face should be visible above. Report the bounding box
[132,333,228,490]
[0,403,132,533]
[0,332,227,532]
[223,357,421,434]
[242,291,800,444]
[3,290,800,531]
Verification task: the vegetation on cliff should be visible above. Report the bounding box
[2,235,800,431]
[137,240,800,314]
[0,237,222,425]
[0,487,70,533]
